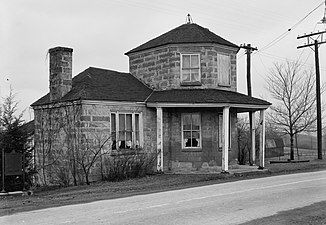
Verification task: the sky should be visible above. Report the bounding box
[1,0,326,122]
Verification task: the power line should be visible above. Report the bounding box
[256,1,324,54]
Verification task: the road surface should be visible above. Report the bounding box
[2,171,326,225]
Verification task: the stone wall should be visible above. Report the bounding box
[162,108,238,172]
[128,44,238,91]
[33,101,157,185]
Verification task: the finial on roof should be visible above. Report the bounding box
[186,14,193,24]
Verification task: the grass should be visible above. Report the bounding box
[1,158,326,217]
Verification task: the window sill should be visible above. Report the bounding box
[180,81,202,86]
[182,147,202,152]
[218,147,232,152]
[218,84,231,87]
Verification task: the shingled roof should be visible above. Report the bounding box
[31,67,153,106]
[147,89,271,106]
[126,23,239,55]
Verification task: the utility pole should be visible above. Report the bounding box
[240,44,258,165]
[297,30,326,160]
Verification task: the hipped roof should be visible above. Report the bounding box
[126,23,239,55]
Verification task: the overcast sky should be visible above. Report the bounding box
[1,0,326,121]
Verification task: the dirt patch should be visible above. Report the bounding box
[1,159,326,217]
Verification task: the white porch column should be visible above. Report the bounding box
[222,106,230,172]
[251,112,256,165]
[156,107,163,172]
[259,109,266,169]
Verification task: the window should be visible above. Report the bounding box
[181,54,200,83]
[111,113,141,150]
[218,114,231,149]
[217,53,231,86]
[182,113,201,148]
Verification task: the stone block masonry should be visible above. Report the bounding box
[128,44,238,92]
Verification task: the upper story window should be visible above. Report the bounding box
[217,53,231,86]
[181,54,201,83]
[111,113,141,150]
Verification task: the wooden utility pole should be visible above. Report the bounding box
[240,44,258,165]
[297,31,326,160]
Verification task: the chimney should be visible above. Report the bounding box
[48,47,73,101]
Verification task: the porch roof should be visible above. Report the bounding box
[146,89,271,110]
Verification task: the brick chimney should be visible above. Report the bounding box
[48,47,73,101]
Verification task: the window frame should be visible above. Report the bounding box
[181,113,202,149]
[111,112,142,150]
[180,53,201,84]
[216,53,231,87]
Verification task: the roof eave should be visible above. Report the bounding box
[125,42,240,56]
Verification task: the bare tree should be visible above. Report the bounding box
[266,60,317,160]
[76,132,111,185]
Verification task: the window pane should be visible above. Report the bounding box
[126,131,132,141]
[119,131,125,140]
[119,114,125,131]
[192,131,200,139]
[183,114,192,130]
[111,131,116,150]
[111,132,116,141]
[191,71,200,82]
[126,114,132,131]
[111,140,116,150]
[118,140,125,149]
[135,114,139,131]
[182,72,191,82]
[191,55,199,67]
[111,114,116,132]
[191,114,200,130]
[191,138,199,147]
[184,131,191,147]
[184,131,191,139]
[182,55,190,68]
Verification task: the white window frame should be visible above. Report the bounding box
[217,53,231,86]
[181,113,202,149]
[111,112,142,150]
[180,53,201,83]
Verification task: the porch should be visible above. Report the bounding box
[146,89,271,173]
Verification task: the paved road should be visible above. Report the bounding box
[2,171,326,225]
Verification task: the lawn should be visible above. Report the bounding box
[1,158,326,217]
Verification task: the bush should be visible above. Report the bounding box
[103,151,156,181]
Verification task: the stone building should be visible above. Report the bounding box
[32,21,270,185]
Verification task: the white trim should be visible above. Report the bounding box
[147,102,270,109]
[222,106,230,172]
[156,107,163,172]
[132,113,136,149]
[115,112,119,150]
[139,112,144,148]
[250,112,256,165]
[111,112,142,150]
[259,110,266,168]
[180,53,201,83]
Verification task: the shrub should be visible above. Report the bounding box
[103,150,156,181]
